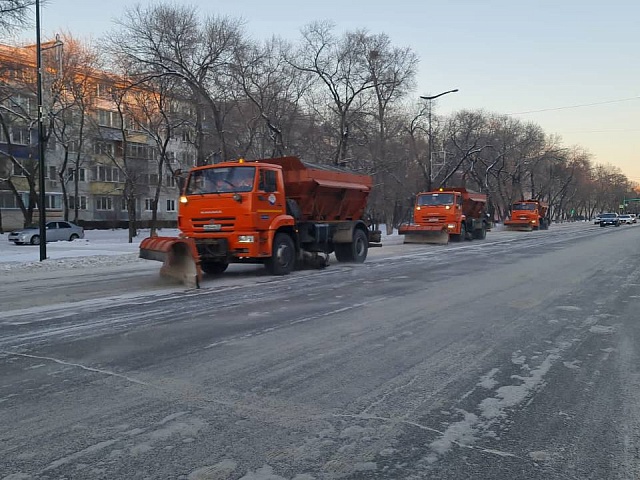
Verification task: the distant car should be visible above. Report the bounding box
[8,221,84,245]
[629,214,637,223]
[598,212,620,227]
[593,214,602,224]
[619,214,633,225]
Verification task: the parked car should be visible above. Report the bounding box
[593,214,602,225]
[598,212,620,227]
[619,214,634,225]
[8,221,84,245]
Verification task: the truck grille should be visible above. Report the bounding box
[417,215,445,224]
[191,216,236,232]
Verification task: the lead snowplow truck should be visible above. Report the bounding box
[504,199,549,231]
[139,156,381,287]
[398,187,489,244]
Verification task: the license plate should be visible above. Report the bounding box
[203,224,222,231]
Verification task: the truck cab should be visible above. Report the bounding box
[179,160,294,271]
[505,200,549,231]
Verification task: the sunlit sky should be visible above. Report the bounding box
[11,0,640,183]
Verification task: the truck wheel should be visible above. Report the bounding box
[452,224,466,242]
[335,229,368,263]
[265,233,295,275]
[201,261,229,275]
[473,224,486,240]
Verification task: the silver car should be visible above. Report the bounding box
[8,221,85,245]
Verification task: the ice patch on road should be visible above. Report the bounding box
[556,306,582,312]
[188,460,238,479]
[238,465,288,480]
[478,368,499,389]
[590,325,616,334]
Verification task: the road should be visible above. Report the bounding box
[1,223,640,479]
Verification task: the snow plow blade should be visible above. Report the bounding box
[139,236,202,288]
[504,222,533,232]
[398,225,450,245]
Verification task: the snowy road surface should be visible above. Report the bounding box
[1,223,640,479]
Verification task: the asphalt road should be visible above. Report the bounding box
[2,223,640,479]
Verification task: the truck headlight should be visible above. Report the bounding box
[238,235,254,243]
[447,224,456,229]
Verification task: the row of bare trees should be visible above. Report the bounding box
[1,1,637,234]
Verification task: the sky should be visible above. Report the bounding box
[9,0,640,182]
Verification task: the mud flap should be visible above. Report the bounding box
[139,236,202,288]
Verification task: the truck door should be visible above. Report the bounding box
[255,168,284,230]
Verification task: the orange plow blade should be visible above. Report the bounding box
[398,224,450,245]
[503,222,533,232]
[139,236,202,288]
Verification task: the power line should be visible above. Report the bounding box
[507,96,640,115]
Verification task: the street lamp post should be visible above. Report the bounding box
[420,89,458,190]
[35,0,47,260]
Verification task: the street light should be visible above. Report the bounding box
[420,89,458,190]
[35,0,46,260]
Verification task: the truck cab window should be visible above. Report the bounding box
[259,170,277,192]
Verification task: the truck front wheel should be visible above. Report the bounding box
[201,261,229,275]
[335,229,368,263]
[265,233,295,275]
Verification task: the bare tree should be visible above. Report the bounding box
[289,22,380,165]
[230,36,312,158]
[106,3,245,165]
[0,0,39,35]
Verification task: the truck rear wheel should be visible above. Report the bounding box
[201,261,229,275]
[265,233,295,275]
[473,224,486,240]
[335,229,368,263]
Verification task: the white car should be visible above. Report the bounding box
[8,221,85,245]
[619,214,634,225]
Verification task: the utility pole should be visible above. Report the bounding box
[420,89,458,190]
[36,0,47,260]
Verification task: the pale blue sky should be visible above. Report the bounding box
[16,0,640,181]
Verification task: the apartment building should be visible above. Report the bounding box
[0,39,196,231]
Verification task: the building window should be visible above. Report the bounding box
[166,199,176,212]
[165,175,177,187]
[127,142,153,160]
[94,141,114,156]
[44,194,62,209]
[68,140,80,152]
[148,174,159,186]
[97,109,122,128]
[68,168,86,182]
[144,198,155,211]
[69,195,87,210]
[96,166,121,183]
[96,196,113,210]
[47,166,56,179]
[11,127,31,145]
[12,162,25,176]
[0,191,13,208]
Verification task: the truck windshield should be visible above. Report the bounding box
[186,166,256,195]
[417,193,455,206]
[513,203,537,211]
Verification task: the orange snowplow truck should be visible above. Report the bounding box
[504,199,549,231]
[139,156,381,287]
[398,187,489,244]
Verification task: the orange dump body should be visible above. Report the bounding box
[263,156,372,222]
